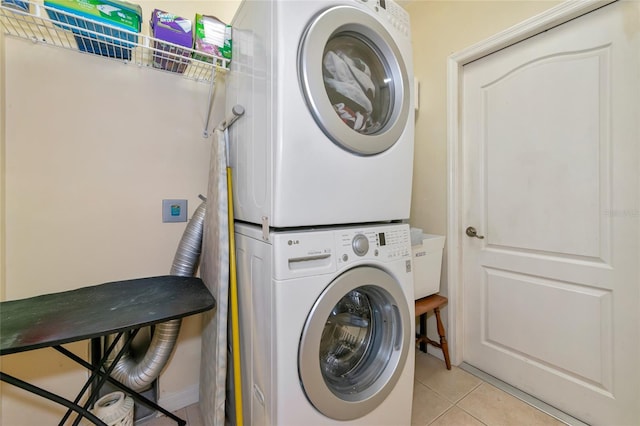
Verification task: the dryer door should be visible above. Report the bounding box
[298,266,411,420]
[299,5,411,155]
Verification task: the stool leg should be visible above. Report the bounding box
[434,307,451,370]
[419,313,427,353]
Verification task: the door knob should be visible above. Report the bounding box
[466,226,485,239]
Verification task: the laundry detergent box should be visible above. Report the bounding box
[44,0,141,59]
[193,13,231,63]
[150,9,192,73]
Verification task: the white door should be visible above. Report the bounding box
[461,2,639,425]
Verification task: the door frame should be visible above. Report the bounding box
[445,0,615,365]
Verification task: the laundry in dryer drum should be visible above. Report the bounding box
[193,13,231,63]
[150,9,193,73]
[323,50,378,133]
[45,0,141,59]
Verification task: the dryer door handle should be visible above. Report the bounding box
[392,305,402,350]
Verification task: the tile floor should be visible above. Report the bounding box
[141,350,566,426]
[411,350,565,426]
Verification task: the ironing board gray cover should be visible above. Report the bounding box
[199,127,230,426]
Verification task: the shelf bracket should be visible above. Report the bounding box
[202,74,218,138]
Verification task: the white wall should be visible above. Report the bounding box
[0,1,239,424]
[406,0,560,357]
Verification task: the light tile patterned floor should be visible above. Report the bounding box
[412,350,566,426]
[141,350,566,426]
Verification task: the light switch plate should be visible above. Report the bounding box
[162,199,188,223]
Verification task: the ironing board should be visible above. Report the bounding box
[0,275,216,426]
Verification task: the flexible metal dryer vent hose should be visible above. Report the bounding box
[104,200,206,391]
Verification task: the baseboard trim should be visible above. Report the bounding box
[157,384,199,414]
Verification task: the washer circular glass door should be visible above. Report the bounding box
[299,5,410,155]
[298,266,411,420]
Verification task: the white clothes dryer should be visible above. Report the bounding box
[232,222,415,425]
[227,0,415,228]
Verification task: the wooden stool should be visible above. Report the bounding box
[415,294,451,370]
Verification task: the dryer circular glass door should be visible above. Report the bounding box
[298,266,411,420]
[299,5,411,155]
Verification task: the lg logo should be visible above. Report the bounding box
[288,239,300,245]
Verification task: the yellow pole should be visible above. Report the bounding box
[227,167,243,426]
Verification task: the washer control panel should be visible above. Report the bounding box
[336,224,411,266]
[352,233,370,256]
[265,223,411,279]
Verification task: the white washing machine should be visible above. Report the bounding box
[227,0,415,228]
[232,222,415,425]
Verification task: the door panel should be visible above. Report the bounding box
[461,2,639,424]
[484,48,607,259]
[484,268,612,387]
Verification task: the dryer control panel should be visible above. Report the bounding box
[356,0,410,38]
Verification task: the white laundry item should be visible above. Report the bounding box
[354,111,365,130]
[199,127,230,426]
[323,50,374,113]
[337,51,376,98]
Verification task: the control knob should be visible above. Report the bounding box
[352,234,369,256]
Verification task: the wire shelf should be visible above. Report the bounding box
[0,1,230,84]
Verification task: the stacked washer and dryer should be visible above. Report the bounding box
[225,0,416,424]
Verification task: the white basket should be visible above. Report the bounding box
[89,391,134,426]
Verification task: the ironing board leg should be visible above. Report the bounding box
[0,372,107,426]
[56,343,186,426]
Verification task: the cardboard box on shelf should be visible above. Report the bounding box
[45,0,141,59]
[193,13,231,64]
[150,9,193,73]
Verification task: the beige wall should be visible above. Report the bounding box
[407,0,560,236]
[1,0,562,423]
[406,1,558,301]
[1,7,5,304]
[406,0,559,359]
[0,1,239,424]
